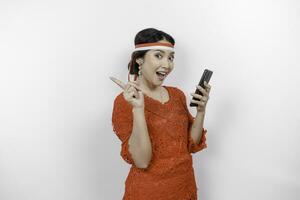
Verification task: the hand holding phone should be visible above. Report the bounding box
[190,69,213,107]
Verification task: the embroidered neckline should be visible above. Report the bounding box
[144,86,171,106]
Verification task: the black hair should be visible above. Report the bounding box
[128,28,175,77]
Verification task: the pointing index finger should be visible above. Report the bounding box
[109,76,126,89]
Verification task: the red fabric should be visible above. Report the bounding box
[112,86,207,200]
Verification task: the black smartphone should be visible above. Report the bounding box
[190,69,213,107]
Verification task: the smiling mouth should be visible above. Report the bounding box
[155,71,168,80]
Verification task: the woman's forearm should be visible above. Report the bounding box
[190,111,205,144]
[128,107,152,169]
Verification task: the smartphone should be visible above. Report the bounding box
[190,69,213,107]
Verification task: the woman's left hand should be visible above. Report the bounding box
[190,81,211,113]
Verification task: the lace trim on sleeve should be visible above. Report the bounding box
[188,127,208,153]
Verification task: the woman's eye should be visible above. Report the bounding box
[169,56,174,61]
[155,54,162,59]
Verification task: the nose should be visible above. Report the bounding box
[161,58,171,70]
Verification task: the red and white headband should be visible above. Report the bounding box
[128,42,174,81]
[133,42,174,52]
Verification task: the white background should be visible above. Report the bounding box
[0,0,299,199]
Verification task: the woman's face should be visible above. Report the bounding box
[137,40,175,88]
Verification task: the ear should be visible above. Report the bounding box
[135,58,144,65]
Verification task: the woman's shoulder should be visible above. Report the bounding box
[113,91,132,109]
[114,91,124,102]
[165,85,185,98]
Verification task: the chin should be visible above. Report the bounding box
[154,80,163,85]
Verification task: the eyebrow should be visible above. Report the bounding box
[155,50,175,55]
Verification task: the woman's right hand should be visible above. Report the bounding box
[110,76,145,109]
